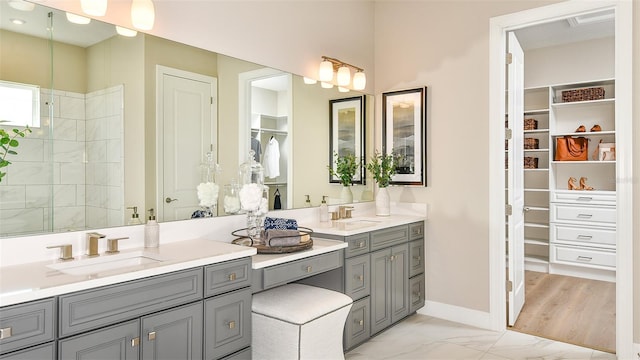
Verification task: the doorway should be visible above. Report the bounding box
[489,1,633,358]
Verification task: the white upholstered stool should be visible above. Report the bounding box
[252,283,353,360]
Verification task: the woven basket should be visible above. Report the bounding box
[524,118,538,130]
[561,87,605,102]
[524,138,539,150]
[524,157,538,169]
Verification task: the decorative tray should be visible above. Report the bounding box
[231,227,314,254]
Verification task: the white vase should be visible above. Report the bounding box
[376,187,390,216]
[341,186,353,203]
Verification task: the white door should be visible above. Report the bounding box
[506,32,525,326]
[157,66,217,222]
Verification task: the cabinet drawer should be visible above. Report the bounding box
[552,191,616,206]
[551,203,615,226]
[0,298,55,355]
[409,222,424,241]
[550,244,616,269]
[345,233,370,258]
[344,297,370,351]
[345,254,370,301]
[204,288,251,360]
[370,225,408,251]
[409,239,425,278]
[58,319,138,359]
[262,251,342,289]
[0,342,54,360]
[59,267,203,337]
[550,223,616,248]
[205,258,252,297]
[409,273,425,314]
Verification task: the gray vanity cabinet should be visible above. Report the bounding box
[344,253,370,300]
[58,319,139,359]
[0,298,55,357]
[141,302,203,360]
[370,243,409,335]
[204,288,251,360]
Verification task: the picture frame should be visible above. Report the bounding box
[329,96,366,184]
[382,87,427,186]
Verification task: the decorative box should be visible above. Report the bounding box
[561,87,605,102]
[524,157,538,169]
[524,138,539,149]
[524,118,538,130]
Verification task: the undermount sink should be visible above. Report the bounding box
[335,218,382,229]
[47,251,168,276]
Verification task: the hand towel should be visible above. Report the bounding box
[264,217,298,230]
[262,229,301,246]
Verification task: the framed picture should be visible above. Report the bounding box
[382,87,427,186]
[329,96,365,184]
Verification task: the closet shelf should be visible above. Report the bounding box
[525,238,549,246]
[524,222,549,229]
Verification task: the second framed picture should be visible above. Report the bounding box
[382,87,427,186]
[329,96,366,184]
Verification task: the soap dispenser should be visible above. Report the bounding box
[145,208,159,248]
[319,196,329,222]
[305,195,312,207]
[127,206,142,225]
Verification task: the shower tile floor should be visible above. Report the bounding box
[345,314,616,359]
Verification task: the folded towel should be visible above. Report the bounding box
[262,229,301,247]
[264,217,298,230]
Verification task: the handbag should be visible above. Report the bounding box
[555,135,588,161]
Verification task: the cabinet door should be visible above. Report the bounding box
[344,254,370,301]
[409,273,425,314]
[204,288,251,360]
[370,248,391,335]
[0,342,55,360]
[58,319,139,360]
[344,297,370,351]
[0,298,55,355]
[141,302,203,360]
[390,244,409,323]
[409,239,424,278]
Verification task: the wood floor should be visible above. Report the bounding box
[509,271,616,353]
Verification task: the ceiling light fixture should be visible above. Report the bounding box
[131,0,155,30]
[8,0,35,11]
[66,12,91,24]
[80,0,107,16]
[318,56,366,90]
[116,26,138,37]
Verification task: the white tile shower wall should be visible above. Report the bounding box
[0,86,124,236]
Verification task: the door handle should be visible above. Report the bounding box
[165,197,178,203]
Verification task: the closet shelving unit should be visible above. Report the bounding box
[251,114,290,210]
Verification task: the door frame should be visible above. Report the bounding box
[488,1,633,357]
[156,65,218,221]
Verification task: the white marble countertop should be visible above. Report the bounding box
[302,214,426,237]
[0,238,257,307]
[251,238,348,269]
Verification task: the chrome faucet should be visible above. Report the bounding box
[86,232,105,257]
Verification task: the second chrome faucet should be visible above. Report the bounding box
[86,232,105,257]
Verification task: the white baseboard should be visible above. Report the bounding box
[418,300,494,330]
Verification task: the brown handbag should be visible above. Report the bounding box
[555,136,588,161]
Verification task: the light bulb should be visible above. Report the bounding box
[303,77,317,85]
[116,26,138,37]
[338,87,349,93]
[80,0,107,16]
[318,59,334,82]
[353,71,366,90]
[66,12,91,25]
[337,66,351,86]
[131,0,155,30]
[321,82,334,89]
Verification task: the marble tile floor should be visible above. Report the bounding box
[345,314,617,360]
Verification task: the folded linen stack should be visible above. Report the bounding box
[263,217,298,230]
[262,217,303,246]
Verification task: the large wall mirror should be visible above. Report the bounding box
[0,2,373,238]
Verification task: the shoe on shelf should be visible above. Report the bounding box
[579,177,594,191]
[575,125,586,132]
[568,177,579,190]
[590,124,602,132]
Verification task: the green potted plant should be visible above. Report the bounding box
[0,122,31,183]
[366,150,397,216]
[328,151,360,203]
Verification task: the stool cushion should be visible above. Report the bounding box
[252,284,353,324]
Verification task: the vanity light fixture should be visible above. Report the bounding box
[131,0,155,30]
[320,82,334,89]
[318,56,366,90]
[66,12,91,25]
[80,0,107,16]
[116,26,138,37]
[8,0,35,11]
[338,87,349,93]
[303,77,317,85]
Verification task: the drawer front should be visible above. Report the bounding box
[204,288,252,360]
[344,297,370,351]
[58,319,139,359]
[551,223,616,248]
[345,233,370,258]
[552,191,616,206]
[59,267,203,337]
[409,222,424,241]
[409,239,425,278]
[0,298,55,355]
[551,204,615,226]
[262,251,342,289]
[205,258,252,297]
[0,342,54,360]
[409,273,425,314]
[551,244,616,269]
[370,225,408,251]
[345,254,370,300]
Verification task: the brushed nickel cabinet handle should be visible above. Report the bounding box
[228,273,237,281]
[148,331,156,341]
[577,256,592,262]
[390,255,396,261]
[306,266,312,273]
[356,319,364,326]
[577,213,593,219]
[577,234,593,240]
[0,327,12,339]
[131,337,140,347]
[356,275,364,281]
[227,321,236,329]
